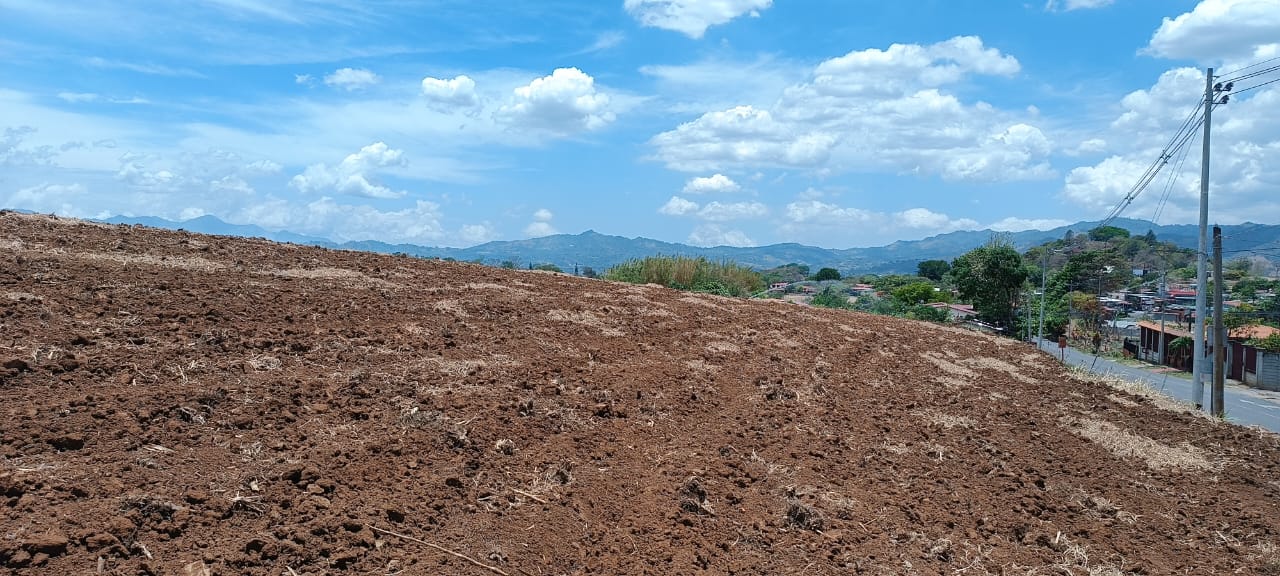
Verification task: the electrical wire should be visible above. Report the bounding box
[1098,107,1205,228]
[1215,55,1280,79]
[1150,122,1197,225]
[1217,63,1280,86]
[1226,76,1280,97]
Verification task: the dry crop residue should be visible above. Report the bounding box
[3,211,1280,575]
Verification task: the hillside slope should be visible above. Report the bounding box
[2,212,1279,575]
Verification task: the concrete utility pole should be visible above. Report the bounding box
[1038,250,1048,348]
[1212,226,1226,418]
[1157,271,1167,366]
[1192,67,1213,410]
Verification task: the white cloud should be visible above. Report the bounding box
[659,195,700,215]
[294,74,313,85]
[459,222,498,244]
[243,159,282,174]
[624,0,772,38]
[1045,0,1114,11]
[988,217,1073,231]
[298,198,444,243]
[649,37,1050,181]
[682,173,740,194]
[7,182,90,216]
[524,221,558,237]
[524,208,558,237]
[650,105,836,171]
[696,200,768,221]
[1059,44,1280,226]
[324,67,380,91]
[785,200,875,226]
[894,208,978,230]
[289,142,408,199]
[1146,0,1280,62]
[688,224,754,247]
[784,200,979,239]
[1,126,60,166]
[1069,138,1108,156]
[497,68,614,134]
[421,74,479,110]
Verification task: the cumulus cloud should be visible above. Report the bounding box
[682,173,740,194]
[659,195,700,215]
[650,105,836,172]
[1,126,60,166]
[497,68,614,134]
[894,208,978,230]
[988,217,1073,231]
[7,182,90,216]
[648,36,1051,181]
[1146,0,1280,62]
[421,74,479,110]
[624,0,773,38]
[1058,57,1280,225]
[289,142,408,199]
[303,198,443,243]
[324,67,380,91]
[524,208,559,237]
[783,200,979,239]
[696,200,768,221]
[688,224,754,247]
[459,222,498,244]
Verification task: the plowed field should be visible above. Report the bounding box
[2,211,1279,575]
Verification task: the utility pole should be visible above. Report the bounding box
[1038,250,1048,349]
[1157,270,1167,366]
[1212,226,1226,418]
[1192,67,1213,411]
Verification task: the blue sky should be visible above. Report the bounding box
[2,0,1279,248]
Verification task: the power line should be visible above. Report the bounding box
[1226,75,1280,97]
[1099,105,1206,228]
[1151,121,1197,225]
[1217,63,1280,86]
[1215,55,1280,79]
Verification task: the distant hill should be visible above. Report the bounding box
[93,214,1280,275]
[100,214,328,245]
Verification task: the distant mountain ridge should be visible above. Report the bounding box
[93,214,1280,274]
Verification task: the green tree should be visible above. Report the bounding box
[533,263,563,273]
[905,304,950,323]
[1088,225,1131,242]
[1224,257,1253,281]
[762,263,810,284]
[892,282,939,306]
[810,287,853,309]
[950,236,1029,330]
[917,259,951,281]
[1249,333,1280,353]
[812,267,842,281]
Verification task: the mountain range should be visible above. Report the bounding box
[92,214,1280,275]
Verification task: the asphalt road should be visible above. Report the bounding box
[1037,340,1280,433]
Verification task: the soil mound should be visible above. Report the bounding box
[2,212,1279,574]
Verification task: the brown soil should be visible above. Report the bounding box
[2,211,1280,575]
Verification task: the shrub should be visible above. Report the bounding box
[811,287,854,310]
[603,255,763,297]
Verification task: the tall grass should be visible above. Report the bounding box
[604,255,764,297]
